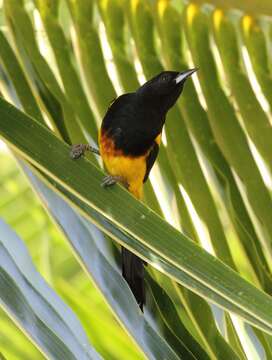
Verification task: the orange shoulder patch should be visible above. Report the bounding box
[99,130,123,157]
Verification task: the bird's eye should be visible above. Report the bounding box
[161,75,169,82]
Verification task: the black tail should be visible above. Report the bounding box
[122,247,145,311]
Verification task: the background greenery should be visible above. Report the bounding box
[0,0,272,359]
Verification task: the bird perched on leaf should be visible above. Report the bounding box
[71,69,197,311]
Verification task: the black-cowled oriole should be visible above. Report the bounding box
[71,69,197,311]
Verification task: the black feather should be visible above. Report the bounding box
[122,247,145,311]
[144,142,159,182]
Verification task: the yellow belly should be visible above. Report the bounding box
[99,131,161,200]
[101,153,146,199]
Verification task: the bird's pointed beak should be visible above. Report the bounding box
[175,68,198,84]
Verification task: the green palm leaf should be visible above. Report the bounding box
[1,98,272,336]
[1,0,272,358]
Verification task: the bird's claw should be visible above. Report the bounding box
[70,144,86,159]
[101,175,128,189]
[70,144,100,159]
[101,175,120,187]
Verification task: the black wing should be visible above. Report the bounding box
[143,141,159,182]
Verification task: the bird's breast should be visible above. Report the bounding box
[99,129,149,199]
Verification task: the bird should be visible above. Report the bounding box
[71,69,197,311]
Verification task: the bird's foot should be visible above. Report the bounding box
[101,175,128,189]
[70,144,100,159]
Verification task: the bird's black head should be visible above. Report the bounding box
[136,69,197,113]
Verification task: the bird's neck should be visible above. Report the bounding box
[135,95,166,122]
